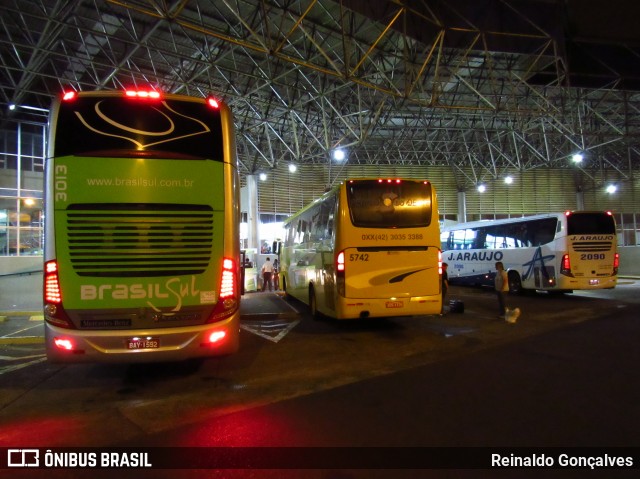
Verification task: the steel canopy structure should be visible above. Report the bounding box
[1,0,639,192]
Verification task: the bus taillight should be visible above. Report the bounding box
[336,251,345,274]
[53,338,74,351]
[336,251,346,296]
[62,91,76,101]
[44,261,62,304]
[438,250,443,275]
[207,257,238,323]
[43,260,75,329]
[613,252,619,275]
[219,258,236,299]
[207,97,220,109]
[560,254,573,277]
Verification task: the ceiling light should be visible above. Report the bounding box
[332,149,346,161]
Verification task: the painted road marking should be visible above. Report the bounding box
[0,356,46,376]
[240,318,300,343]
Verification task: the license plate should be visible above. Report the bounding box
[589,279,599,285]
[126,338,160,350]
[386,301,404,308]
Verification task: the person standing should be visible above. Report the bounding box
[494,261,509,318]
[272,258,280,291]
[441,262,449,315]
[261,257,274,292]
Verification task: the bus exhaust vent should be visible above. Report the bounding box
[572,241,612,252]
[64,203,214,277]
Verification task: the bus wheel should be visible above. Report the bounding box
[309,285,320,320]
[508,271,523,294]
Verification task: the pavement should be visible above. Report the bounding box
[0,271,295,345]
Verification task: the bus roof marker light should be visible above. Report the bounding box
[124,89,161,99]
[62,91,76,101]
[207,97,220,109]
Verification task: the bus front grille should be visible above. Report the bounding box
[572,241,613,252]
[64,203,214,277]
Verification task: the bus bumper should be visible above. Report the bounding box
[44,313,240,363]
[337,296,441,319]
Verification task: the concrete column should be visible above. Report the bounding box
[246,174,259,249]
[576,189,585,211]
[457,190,467,223]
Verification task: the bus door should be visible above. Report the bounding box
[343,246,440,299]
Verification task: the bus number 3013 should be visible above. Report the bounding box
[580,253,606,260]
[350,254,369,262]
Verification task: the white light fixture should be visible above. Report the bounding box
[259,173,267,181]
[332,149,346,161]
[477,184,486,193]
[606,184,617,194]
[504,176,513,185]
[288,163,297,173]
[572,153,584,164]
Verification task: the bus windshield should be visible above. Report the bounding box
[567,212,616,235]
[346,179,433,228]
[54,96,224,160]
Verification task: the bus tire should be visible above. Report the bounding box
[309,284,321,320]
[508,271,523,294]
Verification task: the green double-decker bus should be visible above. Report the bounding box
[44,89,241,363]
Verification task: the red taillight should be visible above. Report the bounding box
[336,251,345,273]
[62,91,76,101]
[219,258,236,299]
[54,338,74,351]
[208,331,226,343]
[207,97,220,109]
[207,257,238,323]
[336,251,346,296]
[44,260,75,328]
[44,261,62,304]
[560,253,572,276]
[438,250,443,275]
[613,252,619,274]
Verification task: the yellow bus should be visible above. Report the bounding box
[280,178,442,319]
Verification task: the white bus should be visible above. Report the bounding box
[441,211,619,293]
[280,178,442,319]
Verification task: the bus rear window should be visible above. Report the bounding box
[54,97,224,160]
[567,213,616,235]
[346,180,433,228]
